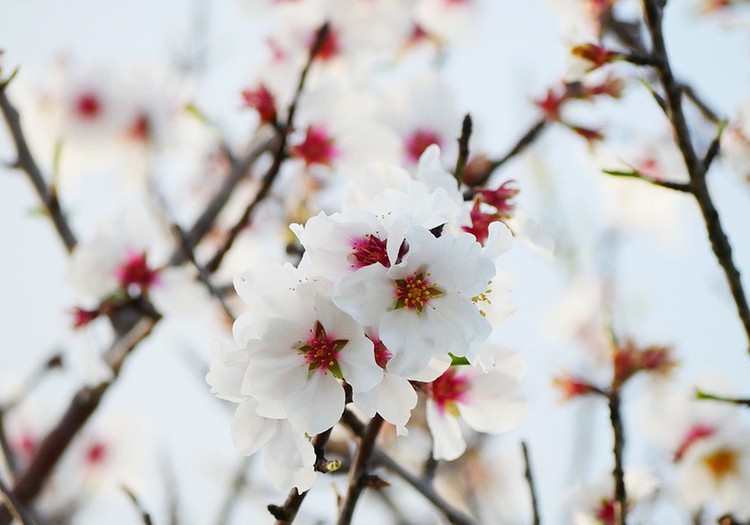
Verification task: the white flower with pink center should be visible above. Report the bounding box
[291,210,394,283]
[240,280,382,435]
[423,352,527,460]
[335,226,496,377]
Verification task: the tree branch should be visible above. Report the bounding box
[608,392,627,525]
[472,119,547,188]
[641,0,750,352]
[521,441,541,525]
[337,414,384,525]
[0,89,77,253]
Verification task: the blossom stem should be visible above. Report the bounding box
[521,441,541,525]
[607,391,627,525]
[337,414,384,525]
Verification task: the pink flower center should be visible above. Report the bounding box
[116,251,160,292]
[75,92,102,120]
[394,272,443,313]
[14,432,37,464]
[299,321,347,375]
[674,424,716,462]
[372,338,392,369]
[314,27,341,61]
[405,129,442,164]
[427,368,470,414]
[594,498,617,525]
[292,126,337,167]
[351,234,390,269]
[86,441,108,466]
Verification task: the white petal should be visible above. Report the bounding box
[285,373,345,435]
[231,400,278,456]
[426,400,466,461]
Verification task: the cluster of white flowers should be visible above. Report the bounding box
[207,145,526,491]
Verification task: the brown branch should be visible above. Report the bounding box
[0,476,34,525]
[608,392,627,525]
[206,22,330,274]
[602,168,691,192]
[171,224,236,320]
[269,429,333,524]
[521,441,541,525]
[641,0,750,352]
[0,89,77,253]
[453,114,472,185]
[336,414,385,525]
[0,318,157,525]
[340,410,476,525]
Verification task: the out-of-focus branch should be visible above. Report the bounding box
[206,22,330,274]
[607,392,627,525]
[0,89,77,253]
[0,476,34,525]
[640,0,750,353]
[602,168,691,192]
[122,486,154,525]
[695,389,750,407]
[337,414,385,525]
[453,114,472,185]
[168,131,278,266]
[521,441,541,525]
[0,318,158,525]
[340,410,476,525]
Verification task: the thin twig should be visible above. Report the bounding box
[521,441,541,525]
[607,392,627,525]
[337,414,385,525]
[171,224,236,320]
[0,90,77,252]
[695,389,750,407]
[602,168,691,192]
[122,485,154,525]
[340,410,476,525]
[206,22,330,274]
[0,476,34,525]
[454,114,473,185]
[641,0,750,352]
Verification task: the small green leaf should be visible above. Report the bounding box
[449,353,470,366]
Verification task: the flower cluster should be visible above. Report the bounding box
[208,147,526,492]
